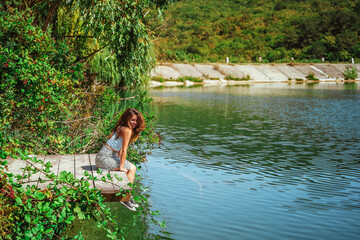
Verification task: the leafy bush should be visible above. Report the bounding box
[343,65,359,80]
[305,72,319,81]
[0,7,86,157]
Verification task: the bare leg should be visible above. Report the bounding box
[126,163,137,184]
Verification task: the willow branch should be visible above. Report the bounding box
[75,43,110,62]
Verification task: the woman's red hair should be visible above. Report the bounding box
[110,108,145,143]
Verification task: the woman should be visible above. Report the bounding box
[96,108,145,210]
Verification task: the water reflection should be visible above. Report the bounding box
[147,83,360,240]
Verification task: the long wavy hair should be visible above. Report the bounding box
[109,108,145,144]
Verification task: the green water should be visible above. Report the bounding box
[145,83,360,240]
[74,82,360,240]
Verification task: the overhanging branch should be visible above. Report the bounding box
[75,43,110,62]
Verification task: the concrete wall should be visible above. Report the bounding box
[150,63,359,82]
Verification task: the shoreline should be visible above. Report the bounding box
[149,63,360,87]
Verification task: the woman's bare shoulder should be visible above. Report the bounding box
[119,126,132,136]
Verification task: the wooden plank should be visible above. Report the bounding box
[88,154,131,191]
[22,155,46,188]
[37,155,61,190]
[4,154,133,201]
[6,158,30,184]
[54,155,75,190]
[108,170,132,202]
[109,170,131,191]
[58,155,75,175]
[74,154,94,188]
[88,154,131,201]
[88,154,115,194]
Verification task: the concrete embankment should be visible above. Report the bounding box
[149,63,360,87]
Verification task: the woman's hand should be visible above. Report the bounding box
[113,167,129,173]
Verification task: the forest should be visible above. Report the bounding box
[153,0,360,63]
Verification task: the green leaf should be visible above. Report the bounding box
[15,197,23,205]
[61,207,66,218]
[25,214,31,223]
[25,230,33,238]
[77,211,85,220]
[74,206,81,213]
[34,191,45,200]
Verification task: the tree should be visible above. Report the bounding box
[3,0,172,88]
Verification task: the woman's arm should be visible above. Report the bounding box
[114,127,131,173]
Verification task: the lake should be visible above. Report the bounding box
[143,82,360,240]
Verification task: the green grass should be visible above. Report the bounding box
[151,76,166,82]
[305,72,319,81]
[224,74,251,81]
[176,76,203,82]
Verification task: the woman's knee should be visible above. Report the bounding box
[130,163,137,171]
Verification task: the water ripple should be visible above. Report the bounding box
[147,84,360,240]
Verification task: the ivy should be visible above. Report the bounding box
[0,154,120,239]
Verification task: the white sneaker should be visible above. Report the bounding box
[130,198,139,208]
[129,199,139,208]
[121,201,136,211]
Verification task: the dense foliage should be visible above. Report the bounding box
[0,0,169,158]
[0,153,157,239]
[153,0,360,63]
[0,6,86,156]
[1,0,170,239]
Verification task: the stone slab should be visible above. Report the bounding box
[255,65,289,81]
[193,64,225,79]
[309,65,330,79]
[217,64,244,78]
[150,65,180,80]
[293,65,324,79]
[312,64,342,79]
[172,64,203,78]
[234,65,271,81]
[275,64,305,80]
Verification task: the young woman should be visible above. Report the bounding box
[95,108,145,210]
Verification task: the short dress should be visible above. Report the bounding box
[95,134,131,170]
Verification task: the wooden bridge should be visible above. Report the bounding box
[4,154,131,202]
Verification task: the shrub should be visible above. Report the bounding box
[343,65,358,80]
[0,7,86,157]
[305,72,319,81]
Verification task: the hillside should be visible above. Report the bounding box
[153,0,360,63]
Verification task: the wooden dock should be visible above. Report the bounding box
[4,154,131,201]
